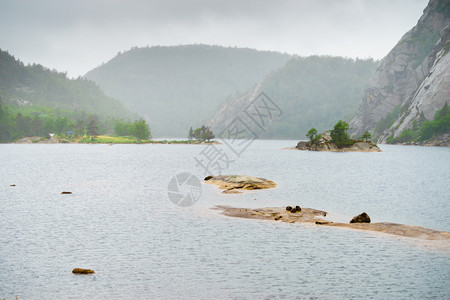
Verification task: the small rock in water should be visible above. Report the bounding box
[315,220,333,225]
[350,212,371,223]
[204,175,213,181]
[72,268,95,274]
[61,191,72,194]
[222,189,241,194]
[10,184,16,187]
[285,206,292,211]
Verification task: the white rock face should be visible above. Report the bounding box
[380,48,450,141]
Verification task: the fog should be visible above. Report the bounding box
[0,0,427,77]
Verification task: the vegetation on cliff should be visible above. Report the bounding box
[386,102,450,144]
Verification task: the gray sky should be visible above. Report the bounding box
[0,0,428,78]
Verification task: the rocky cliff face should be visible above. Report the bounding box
[349,0,450,141]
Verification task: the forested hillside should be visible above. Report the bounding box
[209,56,378,139]
[85,44,291,137]
[0,49,134,119]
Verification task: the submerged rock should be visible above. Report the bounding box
[72,268,95,274]
[222,189,242,194]
[315,220,333,225]
[350,212,371,223]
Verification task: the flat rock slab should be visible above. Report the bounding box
[205,175,276,192]
[213,206,450,241]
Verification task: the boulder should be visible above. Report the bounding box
[295,206,302,212]
[72,268,95,274]
[61,191,72,194]
[350,212,371,223]
[204,175,213,181]
[296,141,309,150]
[10,184,16,187]
[285,206,292,211]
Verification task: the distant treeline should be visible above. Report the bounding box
[0,100,151,142]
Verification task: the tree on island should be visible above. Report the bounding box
[306,127,321,144]
[133,119,151,141]
[330,120,354,148]
[188,127,194,140]
[360,130,372,141]
[191,125,215,141]
[86,116,100,140]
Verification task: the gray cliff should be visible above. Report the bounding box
[349,0,450,141]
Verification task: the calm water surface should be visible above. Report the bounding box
[0,141,449,299]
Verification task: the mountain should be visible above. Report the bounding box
[349,0,450,142]
[0,49,134,119]
[84,44,291,137]
[208,56,377,139]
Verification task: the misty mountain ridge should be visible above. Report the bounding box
[208,55,378,139]
[84,44,292,137]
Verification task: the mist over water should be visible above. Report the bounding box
[0,142,449,299]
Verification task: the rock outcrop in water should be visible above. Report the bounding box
[349,0,450,143]
[204,175,276,193]
[295,132,381,152]
[214,206,450,241]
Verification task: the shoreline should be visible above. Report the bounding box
[213,206,450,242]
[8,136,220,145]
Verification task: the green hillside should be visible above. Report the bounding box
[85,44,292,137]
[0,49,135,119]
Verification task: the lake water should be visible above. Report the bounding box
[0,141,449,299]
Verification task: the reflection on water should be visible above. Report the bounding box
[0,142,449,299]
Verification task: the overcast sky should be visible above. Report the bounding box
[1,0,428,78]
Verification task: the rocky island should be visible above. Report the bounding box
[214,206,450,241]
[294,120,381,152]
[296,132,381,152]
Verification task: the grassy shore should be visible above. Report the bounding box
[14,135,218,144]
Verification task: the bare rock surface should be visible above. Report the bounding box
[213,206,450,241]
[204,175,276,192]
